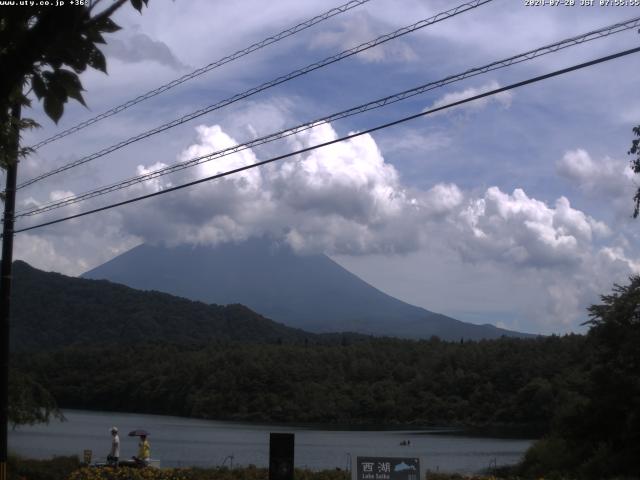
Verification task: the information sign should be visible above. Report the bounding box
[353,456,420,480]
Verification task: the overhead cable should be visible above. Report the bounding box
[16,15,640,218]
[29,0,373,150]
[17,0,493,190]
[12,45,640,235]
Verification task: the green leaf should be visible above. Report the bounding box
[68,89,87,107]
[42,70,68,105]
[94,17,121,34]
[63,41,92,73]
[18,118,40,131]
[43,94,64,124]
[54,69,82,89]
[87,47,107,73]
[85,28,106,45]
[54,69,86,107]
[30,73,46,100]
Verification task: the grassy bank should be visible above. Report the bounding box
[7,456,513,480]
[66,468,516,480]
[14,455,609,480]
[7,455,81,480]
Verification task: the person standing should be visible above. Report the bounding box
[107,427,120,466]
[134,434,151,466]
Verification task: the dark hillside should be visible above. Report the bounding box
[10,260,322,351]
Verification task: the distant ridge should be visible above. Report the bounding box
[10,260,330,352]
[83,238,533,341]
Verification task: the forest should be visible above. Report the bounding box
[15,335,584,435]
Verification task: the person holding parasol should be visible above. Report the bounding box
[129,429,151,467]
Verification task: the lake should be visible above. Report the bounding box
[8,410,533,474]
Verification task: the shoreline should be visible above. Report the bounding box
[43,408,537,440]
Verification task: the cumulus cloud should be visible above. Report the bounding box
[115,122,463,255]
[444,186,638,327]
[556,149,636,218]
[456,188,609,267]
[426,80,513,115]
[14,120,640,332]
[112,123,638,328]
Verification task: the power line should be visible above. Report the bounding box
[12,45,640,235]
[29,0,373,151]
[16,15,640,219]
[17,0,493,190]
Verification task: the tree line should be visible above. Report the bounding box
[15,335,585,436]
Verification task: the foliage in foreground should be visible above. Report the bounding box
[7,454,80,480]
[67,466,351,480]
[5,456,600,480]
[8,369,63,427]
[518,277,640,479]
[66,466,518,480]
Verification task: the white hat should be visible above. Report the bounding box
[110,426,118,433]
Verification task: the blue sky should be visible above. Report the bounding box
[9,0,640,334]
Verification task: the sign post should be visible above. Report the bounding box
[269,433,294,480]
[353,457,420,480]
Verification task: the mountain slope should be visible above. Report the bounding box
[82,238,531,340]
[10,260,323,352]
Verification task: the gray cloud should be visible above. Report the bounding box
[308,11,417,64]
[103,32,189,70]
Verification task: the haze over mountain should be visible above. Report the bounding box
[83,238,531,340]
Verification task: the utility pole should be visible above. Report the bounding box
[0,103,21,480]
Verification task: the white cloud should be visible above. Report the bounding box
[597,246,640,275]
[424,183,463,216]
[441,186,640,328]
[15,121,640,333]
[458,188,582,266]
[557,149,634,194]
[426,80,512,115]
[14,212,140,276]
[10,0,640,337]
[103,122,637,330]
[222,98,297,140]
[556,149,636,219]
[49,190,76,202]
[455,187,615,268]
[116,122,462,255]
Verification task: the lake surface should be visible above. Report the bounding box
[8,410,533,474]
